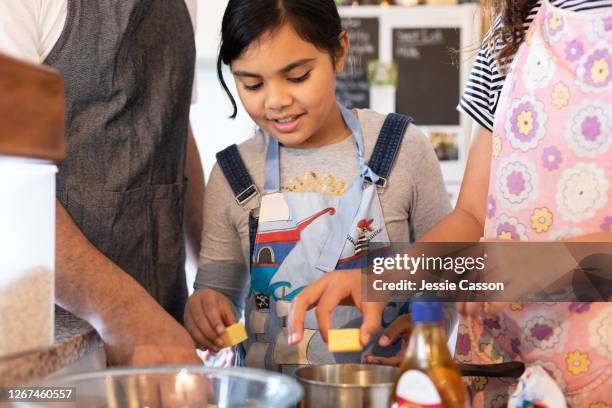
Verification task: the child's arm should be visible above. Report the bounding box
[403,124,453,240]
[185,163,249,352]
[289,123,494,344]
[564,232,612,242]
[418,123,492,243]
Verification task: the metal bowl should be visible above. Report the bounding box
[295,364,397,408]
[21,365,302,408]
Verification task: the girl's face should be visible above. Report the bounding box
[231,23,350,148]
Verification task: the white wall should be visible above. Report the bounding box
[190,66,255,179]
[195,0,227,64]
[191,0,255,180]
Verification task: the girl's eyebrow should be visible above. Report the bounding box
[233,58,316,78]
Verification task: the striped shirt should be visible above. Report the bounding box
[458,0,612,132]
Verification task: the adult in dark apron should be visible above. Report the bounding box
[44,0,196,321]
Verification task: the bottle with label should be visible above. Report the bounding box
[389,301,468,408]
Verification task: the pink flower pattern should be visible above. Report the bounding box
[472,1,612,406]
[487,195,496,219]
[601,216,612,231]
[577,47,612,92]
[565,40,584,62]
[542,146,562,171]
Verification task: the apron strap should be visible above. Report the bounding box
[367,113,414,188]
[248,213,259,266]
[315,111,412,272]
[216,144,260,264]
[216,144,259,207]
[369,113,415,243]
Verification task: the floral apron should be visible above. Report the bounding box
[456,1,612,406]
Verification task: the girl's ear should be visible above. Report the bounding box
[334,31,350,74]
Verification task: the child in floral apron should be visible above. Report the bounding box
[289,0,612,405]
[184,0,451,374]
[458,1,612,406]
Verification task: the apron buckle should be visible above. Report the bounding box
[375,177,388,189]
[366,176,388,189]
[235,184,259,206]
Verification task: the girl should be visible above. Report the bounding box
[290,0,612,405]
[453,1,612,406]
[184,0,451,374]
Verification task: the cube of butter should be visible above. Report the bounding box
[220,323,248,348]
[328,328,362,353]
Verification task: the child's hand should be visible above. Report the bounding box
[288,269,386,347]
[363,314,412,366]
[184,289,237,353]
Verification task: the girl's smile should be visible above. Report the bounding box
[230,23,351,148]
[268,113,305,133]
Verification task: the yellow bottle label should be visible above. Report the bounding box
[393,370,443,408]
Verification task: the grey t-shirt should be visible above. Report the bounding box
[195,109,451,315]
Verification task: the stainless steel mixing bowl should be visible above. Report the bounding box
[18,365,302,408]
[295,364,397,408]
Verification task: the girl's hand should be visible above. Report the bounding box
[363,314,412,366]
[287,269,386,347]
[184,289,237,353]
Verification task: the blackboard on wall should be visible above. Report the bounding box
[393,28,460,126]
[337,17,379,109]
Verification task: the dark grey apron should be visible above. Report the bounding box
[44,0,196,321]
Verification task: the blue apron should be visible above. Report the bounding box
[243,106,396,373]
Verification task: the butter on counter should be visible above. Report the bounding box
[220,323,248,348]
[328,328,363,353]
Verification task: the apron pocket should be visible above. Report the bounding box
[62,183,186,296]
[63,187,123,256]
[149,181,186,268]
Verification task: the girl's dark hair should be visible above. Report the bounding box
[218,0,343,118]
[483,0,534,73]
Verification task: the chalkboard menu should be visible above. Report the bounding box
[337,17,379,109]
[393,28,460,126]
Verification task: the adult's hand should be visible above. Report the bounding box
[100,296,200,366]
[55,201,199,367]
[287,269,386,347]
[184,289,237,353]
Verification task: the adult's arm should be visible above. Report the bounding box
[55,201,199,366]
[184,125,205,258]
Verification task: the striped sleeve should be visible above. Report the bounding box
[457,12,517,133]
[458,45,499,132]
[458,0,612,132]
[458,1,539,132]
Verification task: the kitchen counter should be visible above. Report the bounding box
[0,307,103,388]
